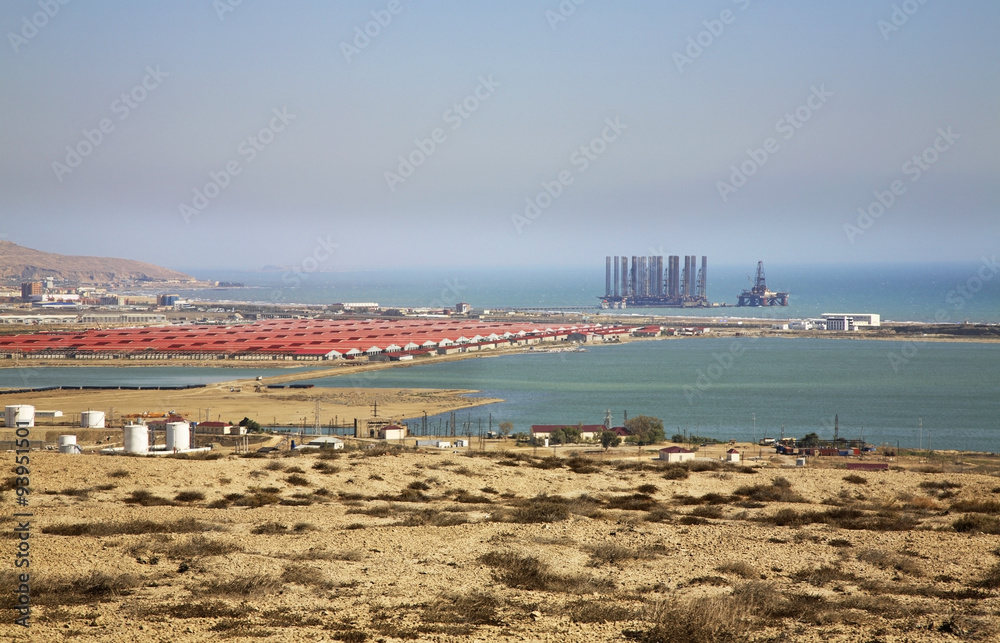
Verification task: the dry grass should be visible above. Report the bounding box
[43,517,213,537]
[479,551,613,593]
[201,574,282,596]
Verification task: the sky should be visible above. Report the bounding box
[0,1,997,273]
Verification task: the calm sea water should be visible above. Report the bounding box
[299,338,1000,453]
[181,262,1000,323]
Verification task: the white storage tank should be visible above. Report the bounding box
[81,410,106,428]
[57,435,78,454]
[123,424,149,454]
[5,405,35,428]
[165,421,190,451]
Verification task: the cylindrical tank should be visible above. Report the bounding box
[165,421,190,451]
[123,425,149,454]
[5,405,35,428]
[81,410,106,428]
[58,435,78,454]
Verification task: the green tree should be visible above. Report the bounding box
[550,429,567,445]
[600,431,622,450]
[624,415,666,446]
[800,432,820,447]
[499,421,514,438]
[239,417,263,433]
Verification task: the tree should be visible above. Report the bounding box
[624,415,666,446]
[600,431,622,450]
[239,417,263,433]
[499,421,514,439]
[800,432,820,447]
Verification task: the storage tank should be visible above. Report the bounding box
[57,435,78,454]
[165,421,190,451]
[123,425,149,454]
[80,410,106,428]
[5,405,35,428]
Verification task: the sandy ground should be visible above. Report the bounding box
[0,382,497,436]
[2,442,1000,642]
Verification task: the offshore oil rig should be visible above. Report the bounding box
[737,261,789,307]
[600,255,709,309]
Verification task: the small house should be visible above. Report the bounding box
[380,425,407,440]
[726,448,741,463]
[659,446,695,463]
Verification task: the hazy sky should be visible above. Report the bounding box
[1,1,997,272]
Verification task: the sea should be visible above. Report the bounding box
[4,262,998,452]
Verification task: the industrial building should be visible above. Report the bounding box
[600,255,708,308]
[0,318,631,361]
[822,313,881,331]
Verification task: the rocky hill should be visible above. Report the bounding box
[0,240,196,284]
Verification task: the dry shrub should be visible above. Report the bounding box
[715,561,758,579]
[828,538,853,548]
[588,543,659,566]
[951,499,1000,514]
[43,517,211,537]
[565,599,636,623]
[264,461,285,471]
[168,600,245,619]
[530,457,565,470]
[691,505,723,519]
[606,493,658,511]
[395,508,469,527]
[842,474,868,484]
[108,469,131,478]
[174,490,205,503]
[479,551,612,593]
[124,489,175,506]
[166,534,242,558]
[629,581,775,643]
[733,477,806,503]
[312,461,340,474]
[34,570,140,606]
[251,521,288,535]
[856,549,924,577]
[202,574,282,596]
[285,474,311,486]
[281,564,333,589]
[953,514,1000,535]
[644,507,674,523]
[973,563,1000,589]
[504,495,571,523]
[419,591,504,627]
[662,465,689,480]
[636,483,659,494]
[792,564,859,587]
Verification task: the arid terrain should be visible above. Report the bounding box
[3,440,1000,642]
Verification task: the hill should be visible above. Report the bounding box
[0,240,196,284]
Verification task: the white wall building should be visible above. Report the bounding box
[822,313,880,331]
